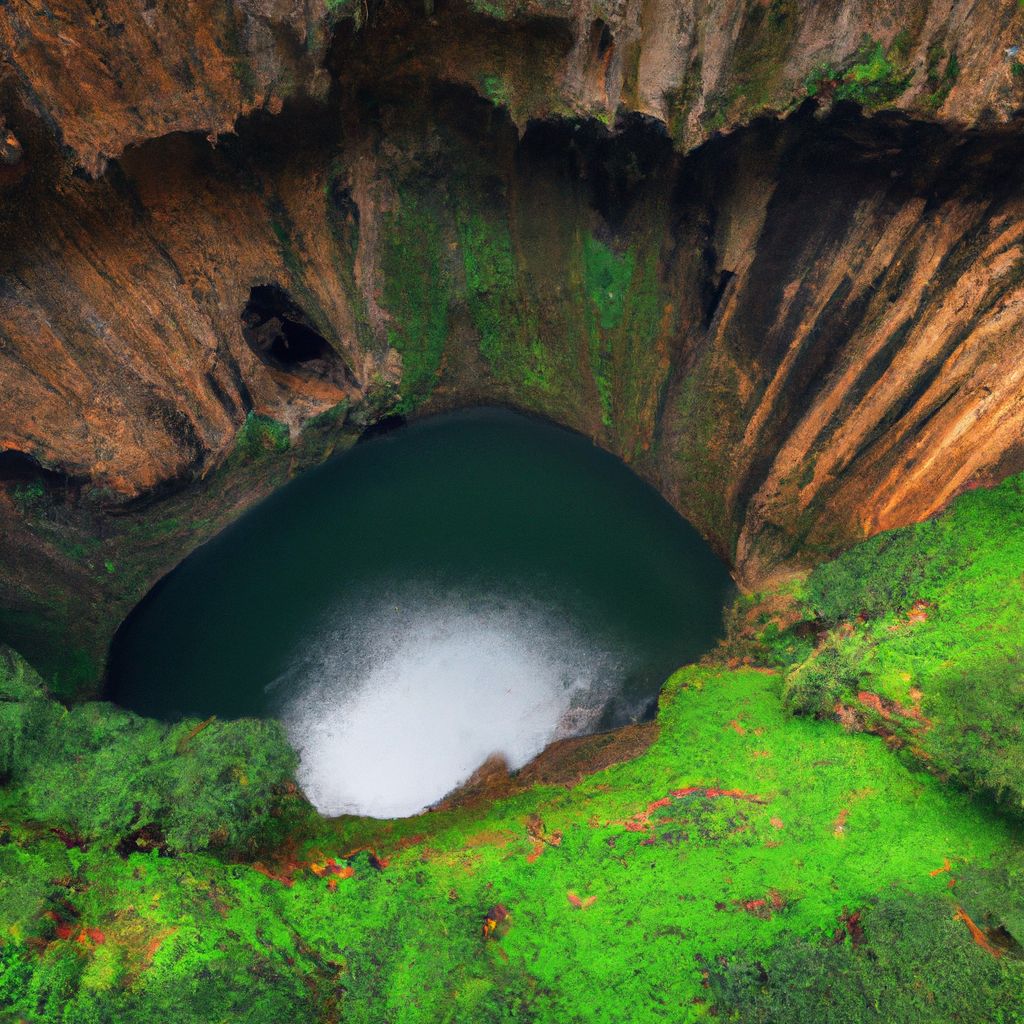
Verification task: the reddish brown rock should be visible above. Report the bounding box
[2,1,1024,686]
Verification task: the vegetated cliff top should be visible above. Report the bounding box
[1,0,1023,177]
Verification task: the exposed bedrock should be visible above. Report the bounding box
[4,0,1024,171]
[1,0,1024,689]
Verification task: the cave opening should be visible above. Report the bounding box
[241,284,354,384]
[107,407,734,819]
[0,449,49,483]
[0,449,80,498]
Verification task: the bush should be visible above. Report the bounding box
[804,517,962,621]
[786,472,1024,813]
[782,640,864,717]
[234,413,290,459]
[928,652,1024,816]
[0,648,300,856]
[705,889,1024,1023]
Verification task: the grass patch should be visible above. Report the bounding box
[806,35,913,110]
[459,213,551,391]
[1,640,1022,1020]
[582,236,635,427]
[835,38,913,108]
[782,473,1024,815]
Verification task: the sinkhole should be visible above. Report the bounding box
[108,408,734,818]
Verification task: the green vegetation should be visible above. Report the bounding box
[781,473,1024,815]
[466,0,509,19]
[582,235,634,427]
[234,413,290,459]
[379,200,451,413]
[0,651,299,857]
[664,60,703,147]
[836,38,913,107]
[706,887,1024,1022]
[805,35,913,110]
[459,213,550,391]
[5,431,1024,1019]
[3,619,1024,1020]
[479,74,511,109]
[11,479,46,514]
[804,62,838,98]
[924,42,960,109]
[700,0,798,131]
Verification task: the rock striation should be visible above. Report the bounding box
[1,0,1024,686]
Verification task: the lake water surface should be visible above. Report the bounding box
[109,408,734,817]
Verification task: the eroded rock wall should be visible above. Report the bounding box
[2,0,1024,688]
[4,0,1024,171]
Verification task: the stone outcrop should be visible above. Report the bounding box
[1,0,1024,687]
[4,0,1024,170]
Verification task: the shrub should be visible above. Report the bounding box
[234,413,290,459]
[0,648,300,856]
[782,643,861,717]
[705,889,1024,1023]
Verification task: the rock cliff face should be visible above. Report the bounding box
[5,0,1024,171]
[2,0,1024,689]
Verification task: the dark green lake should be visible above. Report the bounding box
[108,407,734,817]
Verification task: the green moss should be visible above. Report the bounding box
[582,235,633,331]
[127,517,181,542]
[806,36,914,110]
[234,413,290,459]
[805,61,839,97]
[10,479,45,513]
[582,236,635,427]
[58,537,102,561]
[479,74,511,108]
[466,0,510,18]
[834,37,913,108]
[754,619,814,669]
[923,43,960,109]
[889,29,914,62]
[783,472,1024,815]
[459,213,551,392]
[379,200,451,413]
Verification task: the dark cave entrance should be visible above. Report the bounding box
[241,284,355,385]
[0,449,81,499]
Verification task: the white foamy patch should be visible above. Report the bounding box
[271,591,633,818]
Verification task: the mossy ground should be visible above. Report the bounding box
[2,624,1024,1017]
[4,474,1024,1020]
[778,472,1024,817]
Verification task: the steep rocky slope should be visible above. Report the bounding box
[2,0,1024,686]
[4,0,1024,171]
